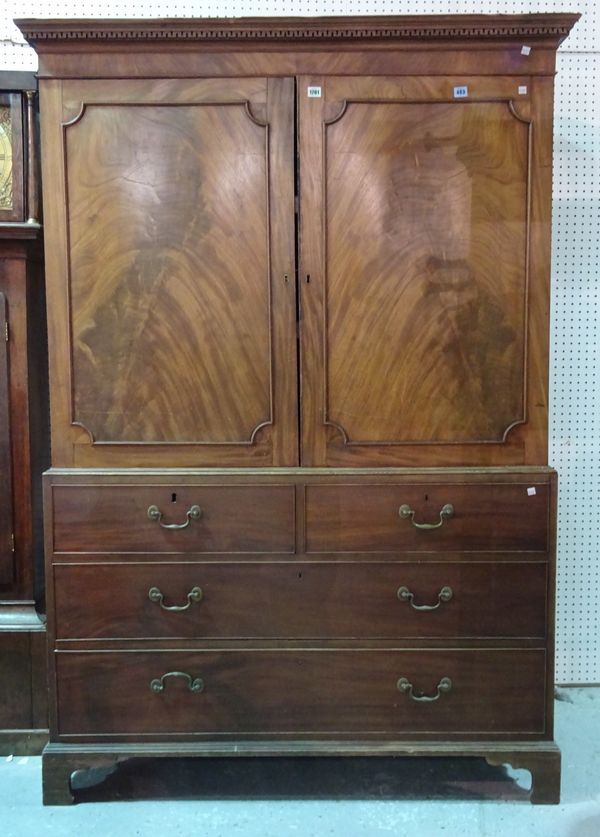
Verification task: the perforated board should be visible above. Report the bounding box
[1,1,598,684]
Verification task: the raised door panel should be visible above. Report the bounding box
[299,76,551,467]
[40,78,297,466]
[0,292,14,582]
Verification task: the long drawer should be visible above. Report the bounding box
[51,484,296,553]
[305,482,549,553]
[55,648,547,737]
[53,561,547,640]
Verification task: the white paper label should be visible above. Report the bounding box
[453,85,468,98]
[307,86,322,98]
[527,487,537,496]
[518,85,528,95]
[521,45,531,55]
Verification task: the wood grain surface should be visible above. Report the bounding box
[66,101,271,444]
[0,634,32,727]
[305,481,549,553]
[51,483,296,554]
[54,648,547,737]
[53,560,547,640]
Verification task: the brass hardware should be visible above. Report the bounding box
[397,585,453,611]
[150,672,204,694]
[398,503,454,530]
[147,504,202,530]
[397,676,452,702]
[148,586,203,612]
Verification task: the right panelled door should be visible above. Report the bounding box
[299,75,553,467]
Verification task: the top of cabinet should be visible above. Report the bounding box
[17,14,580,50]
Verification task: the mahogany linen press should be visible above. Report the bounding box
[17,13,578,804]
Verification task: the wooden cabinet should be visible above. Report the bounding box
[18,13,578,804]
[0,73,49,754]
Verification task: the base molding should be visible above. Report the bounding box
[41,740,561,806]
[0,601,45,631]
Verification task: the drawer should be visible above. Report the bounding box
[305,483,549,553]
[55,648,547,736]
[51,484,295,553]
[53,561,547,640]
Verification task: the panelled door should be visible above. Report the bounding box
[41,77,297,467]
[299,75,551,467]
[0,292,14,583]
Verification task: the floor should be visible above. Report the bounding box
[1,688,598,836]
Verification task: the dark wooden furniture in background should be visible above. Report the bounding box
[0,71,48,754]
[18,14,578,803]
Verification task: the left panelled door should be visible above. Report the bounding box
[40,77,297,467]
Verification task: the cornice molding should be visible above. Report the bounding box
[16,14,580,47]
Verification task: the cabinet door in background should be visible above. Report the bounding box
[299,76,551,467]
[0,292,14,583]
[40,78,297,467]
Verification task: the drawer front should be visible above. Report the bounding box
[305,483,549,553]
[54,561,547,640]
[55,649,546,736]
[51,484,295,553]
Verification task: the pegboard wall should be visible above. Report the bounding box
[1,1,599,683]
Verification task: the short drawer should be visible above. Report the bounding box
[55,648,547,737]
[305,482,549,553]
[51,484,295,553]
[53,561,547,640]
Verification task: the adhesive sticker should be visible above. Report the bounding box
[527,487,537,496]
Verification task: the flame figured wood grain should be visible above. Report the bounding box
[299,74,547,467]
[40,78,297,466]
[325,99,529,445]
